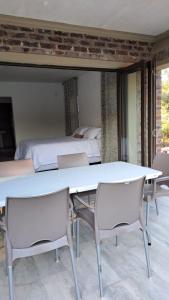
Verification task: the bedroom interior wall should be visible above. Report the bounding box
[0,82,65,145]
[78,72,101,128]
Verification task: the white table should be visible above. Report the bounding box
[0,161,162,208]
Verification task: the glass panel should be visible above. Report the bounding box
[126,71,141,164]
[156,68,169,154]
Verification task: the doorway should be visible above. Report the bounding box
[0,98,16,161]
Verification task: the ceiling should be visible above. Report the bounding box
[0,0,169,36]
[0,65,86,82]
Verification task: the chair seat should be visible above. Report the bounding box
[77,208,94,229]
[144,183,169,199]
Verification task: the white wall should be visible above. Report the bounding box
[0,82,65,145]
[78,72,101,127]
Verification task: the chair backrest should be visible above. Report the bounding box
[57,153,89,169]
[95,177,145,230]
[152,152,169,177]
[6,188,69,249]
[0,159,34,177]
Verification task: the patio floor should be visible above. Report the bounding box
[1,197,169,300]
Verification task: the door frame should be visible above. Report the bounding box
[0,97,16,150]
[147,59,156,166]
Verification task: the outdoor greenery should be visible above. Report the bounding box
[161,68,169,146]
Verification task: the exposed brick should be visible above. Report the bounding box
[64,38,75,44]
[85,34,98,40]
[1,24,18,30]
[22,47,29,53]
[147,47,152,52]
[0,45,10,51]
[29,33,44,40]
[54,31,69,36]
[58,44,72,50]
[4,39,21,46]
[0,30,7,36]
[129,52,139,56]
[134,46,144,51]
[95,41,105,47]
[12,32,26,38]
[40,42,55,49]
[0,21,154,63]
[74,46,87,52]
[48,36,62,43]
[38,28,51,34]
[71,33,83,38]
[128,40,137,45]
[141,52,150,57]
[107,43,118,48]
[54,50,65,56]
[113,38,125,43]
[103,49,115,55]
[116,50,128,55]
[138,41,149,46]
[121,45,132,50]
[80,40,90,46]
[19,26,34,32]
[23,41,39,47]
[99,37,111,42]
[88,47,101,53]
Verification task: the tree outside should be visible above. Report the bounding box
[161,68,169,149]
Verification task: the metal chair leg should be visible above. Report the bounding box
[143,230,152,278]
[155,198,159,216]
[70,207,76,238]
[146,201,150,226]
[72,220,76,238]
[69,247,81,300]
[76,218,80,258]
[8,265,14,300]
[96,242,103,298]
[5,244,8,276]
[55,249,60,262]
[115,235,118,247]
[146,228,151,246]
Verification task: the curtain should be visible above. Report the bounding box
[63,77,79,136]
[101,72,118,162]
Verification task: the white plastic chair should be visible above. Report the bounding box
[75,177,151,298]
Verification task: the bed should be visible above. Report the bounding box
[15,127,101,171]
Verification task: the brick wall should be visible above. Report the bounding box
[0,23,153,63]
[156,46,169,64]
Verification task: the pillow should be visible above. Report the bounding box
[84,127,101,139]
[73,133,84,139]
[73,127,88,135]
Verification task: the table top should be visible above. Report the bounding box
[0,161,162,207]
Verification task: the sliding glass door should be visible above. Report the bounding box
[117,62,147,166]
[127,71,142,164]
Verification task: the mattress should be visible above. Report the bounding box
[15,136,101,171]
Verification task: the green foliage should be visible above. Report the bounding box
[161,69,169,144]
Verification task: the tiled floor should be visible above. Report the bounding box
[1,197,169,300]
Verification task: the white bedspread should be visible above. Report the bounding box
[15,137,101,171]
